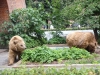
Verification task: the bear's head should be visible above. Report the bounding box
[13,36,26,51]
[86,42,97,53]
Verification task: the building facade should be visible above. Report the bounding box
[0,0,26,24]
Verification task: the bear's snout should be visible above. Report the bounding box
[24,46,26,49]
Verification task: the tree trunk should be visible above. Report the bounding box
[93,28,98,41]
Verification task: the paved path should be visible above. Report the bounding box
[0,49,8,66]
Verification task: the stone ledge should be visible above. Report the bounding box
[0,60,100,70]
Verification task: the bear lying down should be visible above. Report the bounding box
[66,32,97,53]
[8,35,26,66]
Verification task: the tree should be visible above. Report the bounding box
[25,0,69,29]
[63,0,100,41]
[78,0,100,41]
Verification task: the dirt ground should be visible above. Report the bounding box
[94,48,100,54]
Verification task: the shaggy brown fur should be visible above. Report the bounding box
[66,32,97,53]
[8,35,26,66]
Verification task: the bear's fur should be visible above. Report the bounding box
[66,32,97,53]
[8,35,26,66]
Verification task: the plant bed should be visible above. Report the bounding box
[20,54,100,65]
[20,45,100,65]
[2,44,99,69]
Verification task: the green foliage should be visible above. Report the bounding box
[26,0,69,29]
[10,8,46,36]
[0,22,14,46]
[1,66,100,75]
[21,45,92,63]
[62,0,100,28]
[63,47,92,60]
[77,0,100,29]
[0,8,47,47]
[20,34,39,48]
[62,1,82,20]
[48,31,66,44]
[22,45,55,63]
[61,0,100,41]
[48,37,66,44]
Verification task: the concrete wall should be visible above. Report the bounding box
[44,30,93,40]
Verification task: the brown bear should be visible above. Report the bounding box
[8,35,26,66]
[66,32,97,53]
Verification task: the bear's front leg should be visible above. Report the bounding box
[18,52,22,60]
[8,51,16,66]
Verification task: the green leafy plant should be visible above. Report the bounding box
[20,34,39,48]
[21,45,93,63]
[63,47,92,60]
[22,45,55,63]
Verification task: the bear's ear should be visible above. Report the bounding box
[13,36,17,40]
[13,40,18,45]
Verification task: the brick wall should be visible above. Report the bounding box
[0,0,9,24]
[7,0,26,13]
[0,0,26,25]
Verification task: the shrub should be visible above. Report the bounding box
[20,34,39,48]
[0,8,47,47]
[48,31,66,44]
[48,36,66,44]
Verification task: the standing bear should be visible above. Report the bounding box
[8,35,26,66]
[66,32,97,53]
